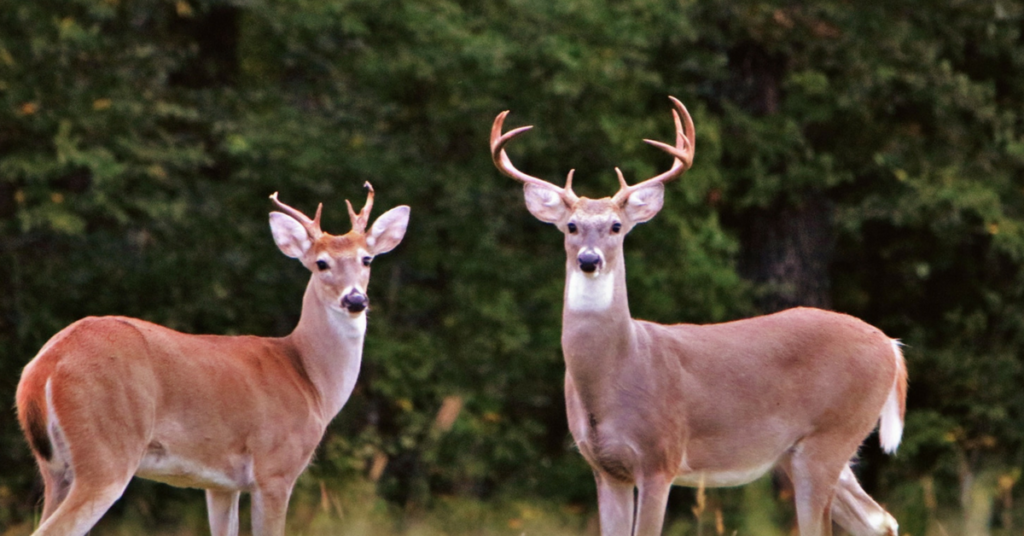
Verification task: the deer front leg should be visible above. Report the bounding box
[206,489,241,536]
[596,472,635,536]
[831,465,899,536]
[633,474,673,536]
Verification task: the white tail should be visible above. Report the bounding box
[16,185,410,536]
[493,97,907,536]
[879,341,908,454]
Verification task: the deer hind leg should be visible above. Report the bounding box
[30,380,149,535]
[206,489,241,536]
[37,463,72,523]
[31,434,140,536]
[30,395,125,533]
[31,476,131,536]
[595,472,635,536]
[831,465,898,536]
[781,442,850,536]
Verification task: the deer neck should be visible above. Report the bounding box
[288,279,366,422]
[561,260,635,398]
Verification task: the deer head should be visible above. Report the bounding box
[269,183,410,315]
[491,97,695,278]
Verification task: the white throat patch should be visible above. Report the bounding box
[329,310,367,339]
[567,270,615,312]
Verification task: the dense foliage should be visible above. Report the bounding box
[3,0,1024,533]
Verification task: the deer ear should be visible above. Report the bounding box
[622,182,665,224]
[270,212,312,258]
[367,205,410,255]
[523,183,570,223]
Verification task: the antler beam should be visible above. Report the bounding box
[490,111,580,205]
[270,192,324,240]
[612,96,696,204]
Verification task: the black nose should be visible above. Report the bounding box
[341,292,368,313]
[578,252,601,273]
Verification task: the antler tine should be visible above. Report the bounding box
[615,167,628,190]
[491,111,580,204]
[270,192,324,239]
[613,96,696,204]
[346,181,375,233]
[312,203,323,229]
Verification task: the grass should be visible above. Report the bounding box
[1,477,781,536]
[4,478,597,536]
[3,471,1015,536]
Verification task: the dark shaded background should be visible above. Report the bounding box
[3,1,1024,533]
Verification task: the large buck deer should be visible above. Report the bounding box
[491,97,907,536]
[16,185,410,536]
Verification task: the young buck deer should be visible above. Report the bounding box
[16,184,410,536]
[491,97,907,536]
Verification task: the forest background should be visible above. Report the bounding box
[3,0,1024,534]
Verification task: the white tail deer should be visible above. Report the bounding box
[491,97,907,536]
[16,184,410,536]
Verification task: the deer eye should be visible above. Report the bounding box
[611,222,622,234]
[316,260,329,271]
[362,256,372,267]
[567,222,578,234]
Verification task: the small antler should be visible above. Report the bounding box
[345,182,375,233]
[270,192,323,240]
[612,96,696,204]
[491,110,580,205]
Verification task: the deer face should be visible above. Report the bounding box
[491,96,694,279]
[522,186,666,277]
[564,199,623,276]
[269,185,409,316]
[303,233,377,315]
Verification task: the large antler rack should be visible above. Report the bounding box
[490,111,580,205]
[346,182,375,234]
[611,96,696,205]
[270,192,324,240]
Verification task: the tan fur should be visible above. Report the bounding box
[492,99,906,536]
[558,201,906,536]
[16,191,410,536]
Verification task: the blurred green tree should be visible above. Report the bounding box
[3,0,1024,532]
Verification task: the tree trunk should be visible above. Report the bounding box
[727,42,835,313]
[740,195,834,313]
